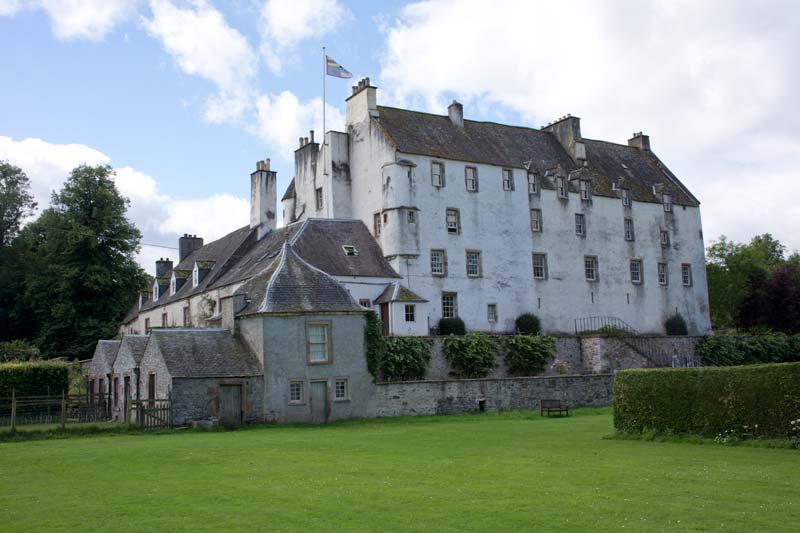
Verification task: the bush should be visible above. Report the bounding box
[364,311,384,378]
[696,333,800,366]
[443,332,497,378]
[0,361,70,397]
[0,340,40,362]
[515,313,541,335]
[381,337,432,381]
[505,335,556,376]
[439,317,466,336]
[664,313,688,336]
[614,363,800,439]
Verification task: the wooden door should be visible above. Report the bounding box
[380,303,390,336]
[310,381,328,424]
[123,377,131,422]
[219,385,242,428]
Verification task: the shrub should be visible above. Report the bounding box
[664,313,688,336]
[696,333,799,366]
[515,313,541,335]
[364,311,384,378]
[439,317,466,336]
[613,363,800,439]
[0,361,70,397]
[443,332,497,378]
[0,340,40,362]
[381,337,432,381]
[505,335,556,376]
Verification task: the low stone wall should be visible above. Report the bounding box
[581,336,702,373]
[373,374,614,418]
[172,376,263,426]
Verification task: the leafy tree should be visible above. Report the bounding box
[0,161,37,247]
[18,165,147,359]
[739,263,800,334]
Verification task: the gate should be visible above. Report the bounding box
[132,399,172,430]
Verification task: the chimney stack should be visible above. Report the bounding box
[250,158,277,240]
[155,258,173,277]
[628,132,651,152]
[178,234,204,263]
[345,77,378,127]
[448,100,464,128]
[543,114,586,162]
[309,130,315,143]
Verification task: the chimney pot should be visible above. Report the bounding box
[628,132,651,152]
[309,130,315,143]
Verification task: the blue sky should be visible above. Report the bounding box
[1,0,799,272]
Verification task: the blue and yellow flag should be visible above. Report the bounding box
[326,56,352,79]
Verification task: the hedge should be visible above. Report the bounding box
[443,332,496,378]
[505,335,556,376]
[0,361,71,397]
[382,337,432,381]
[614,363,800,439]
[364,311,384,378]
[696,334,800,366]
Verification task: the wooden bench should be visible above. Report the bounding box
[540,399,569,417]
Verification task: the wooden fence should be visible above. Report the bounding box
[131,399,172,430]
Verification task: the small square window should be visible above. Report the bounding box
[502,168,514,191]
[584,256,598,282]
[580,180,591,200]
[624,218,635,241]
[407,210,416,223]
[315,187,323,211]
[446,208,460,234]
[658,263,668,285]
[530,209,542,232]
[621,189,631,207]
[465,167,478,192]
[527,173,538,194]
[289,381,304,404]
[681,263,693,286]
[466,250,482,278]
[307,323,330,363]
[532,253,548,279]
[663,193,673,212]
[359,299,371,309]
[575,213,585,236]
[405,304,416,322]
[334,378,349,401]
[442,293,457,319]
[660,230,670,246]
[630,259,643,284]
[487,304,497,323]
[557,177,568,198]
[373,213,381,237]
[430,249,446,276]
[431,162,445,187]
[342,245,359,256]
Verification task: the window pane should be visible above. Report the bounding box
[335,379,347,400]
[308,325,328,361]
[466,251,481,277]
[442,294,456,318]
[532,254,546,279]
[431,250,445,274]
[405,304,415,322]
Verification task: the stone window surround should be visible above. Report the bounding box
[442,292,458,319]
[624,218,635,241]
[575,213,585,236]
[532,253,548,280]
[530,208,543,232]
[660,230,670,246]
[306,321,332,365]
[584,255,599,282]
[658,262,669,285]
[579,180,591,201]
[487,303,498,323]
[404,304,416,322]
[630,259,643,284]
[430,249,447,276]
[334,377,350,402]
[445,208,460,234]
[431,161,445,188]
[465,249,482,278]
[502,168,515,191]
[315,187,323,211]
[681,263,693,286]
[556,176,568,199]
[527,172,538,194]
[289,380,305,404]
[465,166,479,192]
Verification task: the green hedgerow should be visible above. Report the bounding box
[505,335,556,376]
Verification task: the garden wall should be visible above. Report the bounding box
[374,374,614,417]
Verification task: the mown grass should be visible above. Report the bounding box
[1,407,798,531]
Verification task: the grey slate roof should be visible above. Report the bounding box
[281,178,296,201]
[89,340,120,375]
[376,106,697,207]
[150,329,262,378]
[374,282,428,304]
[120,334,149,365]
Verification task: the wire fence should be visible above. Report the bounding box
[0,391,112,431]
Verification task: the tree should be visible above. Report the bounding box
[739,263,800,334]
[0,161,37,247]
[19,165,147,359]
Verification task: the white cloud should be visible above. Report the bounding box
[254,90,345,157]
[379,0,800,252]
[143,0,258,123]
[0,0,140,40]
[0,137,249,273]
[259,0,348,73]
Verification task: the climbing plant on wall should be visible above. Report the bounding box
[504,335,556,376]
[443,332,497,378]
[364,311,384,378]
[382,337,432,381]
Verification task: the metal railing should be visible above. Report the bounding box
[574,316,637,335]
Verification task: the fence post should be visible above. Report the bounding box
[61,391,67,430]
[10,389,17,435]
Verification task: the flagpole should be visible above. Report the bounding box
[322,46,326,148]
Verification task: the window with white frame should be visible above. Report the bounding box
[580,180,591,200]
[442,293,457,318]
[584,256,598,282]
[405,304,416,322]
[502,168,514,191]
[430,249,446,275]
[466,250,482,277]
[624,218,635,241]
[487,304,497,323]
[315,187,323,211]
[530,208,542,232]
[445,208,460,234]
[556,176,568,198]
[192,264,199,287]
[621,188,631,207]
[532,253,548,279]
[660,230,670,246]
[465,167,478,192]
[334,378,349,401]
[170,275,176,295]
[630,259,643,284]
[663,193,673,212]
[289,381,303,404]
[307,323,330,363]
[575,213,585,236]
[658,263,668,285]
[681,263,693,286]
[373,212,381,237]
[431,161,445,187]
[527,172,538,194]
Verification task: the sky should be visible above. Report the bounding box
[1,0,799,274]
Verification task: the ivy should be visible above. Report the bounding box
[364,311,384,378]
[443,332,497,378]
[504,335,556,376]
[382,337,432,381]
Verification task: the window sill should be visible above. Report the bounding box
[333,398,350,403]
[307,360,332,366]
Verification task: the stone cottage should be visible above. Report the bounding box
[110,334,148,421]
[87,339,120,405]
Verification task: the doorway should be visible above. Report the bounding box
[310,381,328,424]
[123,376,131,422]
[380,303,390,336]
[219,385,243,428]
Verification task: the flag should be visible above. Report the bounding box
[326,55,352,79]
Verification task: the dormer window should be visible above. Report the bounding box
[170,273,177,295]
[431,161,445,187]
[621,189,631,207]
[579,180,591,201]
[527,172,538,194]
[556,177,567,198]
[663,193,673,212]
[342,245,359,256]
[192,264,199,287]
[502,168,514,191]
[153,280,159,302]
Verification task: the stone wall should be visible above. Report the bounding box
[373,374,614,418]
[581,335,701,373]
[172,376,263,426]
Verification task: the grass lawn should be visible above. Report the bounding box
[1,408,798,531]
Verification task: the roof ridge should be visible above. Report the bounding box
[259,242,290,313]
[377,105,548,134]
